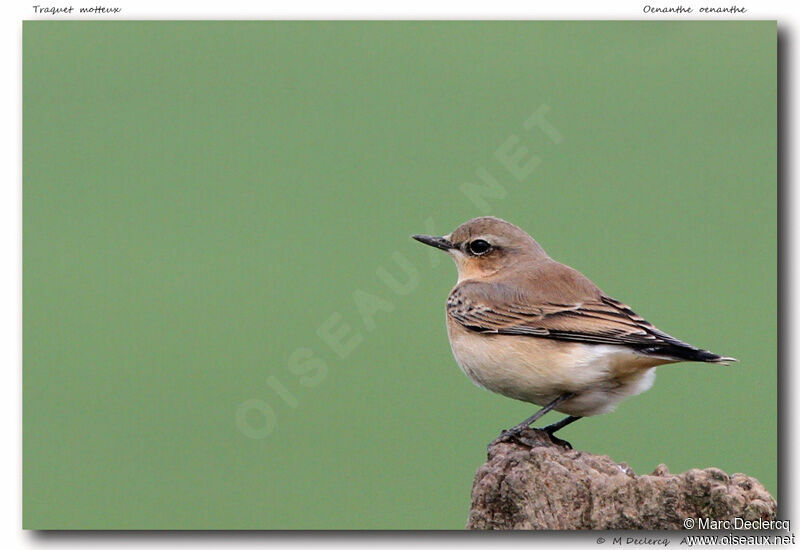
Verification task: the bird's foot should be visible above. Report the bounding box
[542,429,573,450]
[488,427,573,452]
[487,425,532,451]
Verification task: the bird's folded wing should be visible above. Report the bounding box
[446,281,686,350]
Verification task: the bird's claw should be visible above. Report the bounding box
[488,427,573,452]
[542,429,573,449]
[487,428,524,450]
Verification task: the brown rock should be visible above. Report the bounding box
[467,429,777,530]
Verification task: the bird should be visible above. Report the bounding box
[412,216,735,446]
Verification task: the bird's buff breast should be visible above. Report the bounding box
[446,319,661,416]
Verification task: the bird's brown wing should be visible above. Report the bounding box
[446,281,730,362]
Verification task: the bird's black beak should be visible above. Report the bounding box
[412,234,454,251]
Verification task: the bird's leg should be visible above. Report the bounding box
[489,393,574,448]
[508,393,575,433]
[541,415,582,449]
[543,415,582,434]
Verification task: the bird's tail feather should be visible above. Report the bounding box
[643,344,737,365]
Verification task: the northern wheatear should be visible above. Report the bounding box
[413,216,734,445]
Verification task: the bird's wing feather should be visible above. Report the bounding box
[447,281,726,361]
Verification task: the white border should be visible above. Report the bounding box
[4,2,792,548]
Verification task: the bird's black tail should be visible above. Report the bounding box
[642,342,737,365]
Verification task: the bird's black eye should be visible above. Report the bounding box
[468,239,492,256]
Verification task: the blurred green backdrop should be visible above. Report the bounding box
[23,21,776,529]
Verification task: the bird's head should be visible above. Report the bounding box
[412,216,549,282]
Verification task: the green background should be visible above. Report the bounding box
[23,21,776,529]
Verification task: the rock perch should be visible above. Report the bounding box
[467,429,777,530]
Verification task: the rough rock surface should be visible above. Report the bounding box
[467,429,777,530]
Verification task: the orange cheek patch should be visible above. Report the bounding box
[454,256,497,281]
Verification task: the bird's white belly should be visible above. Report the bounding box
[447,323,663,417]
